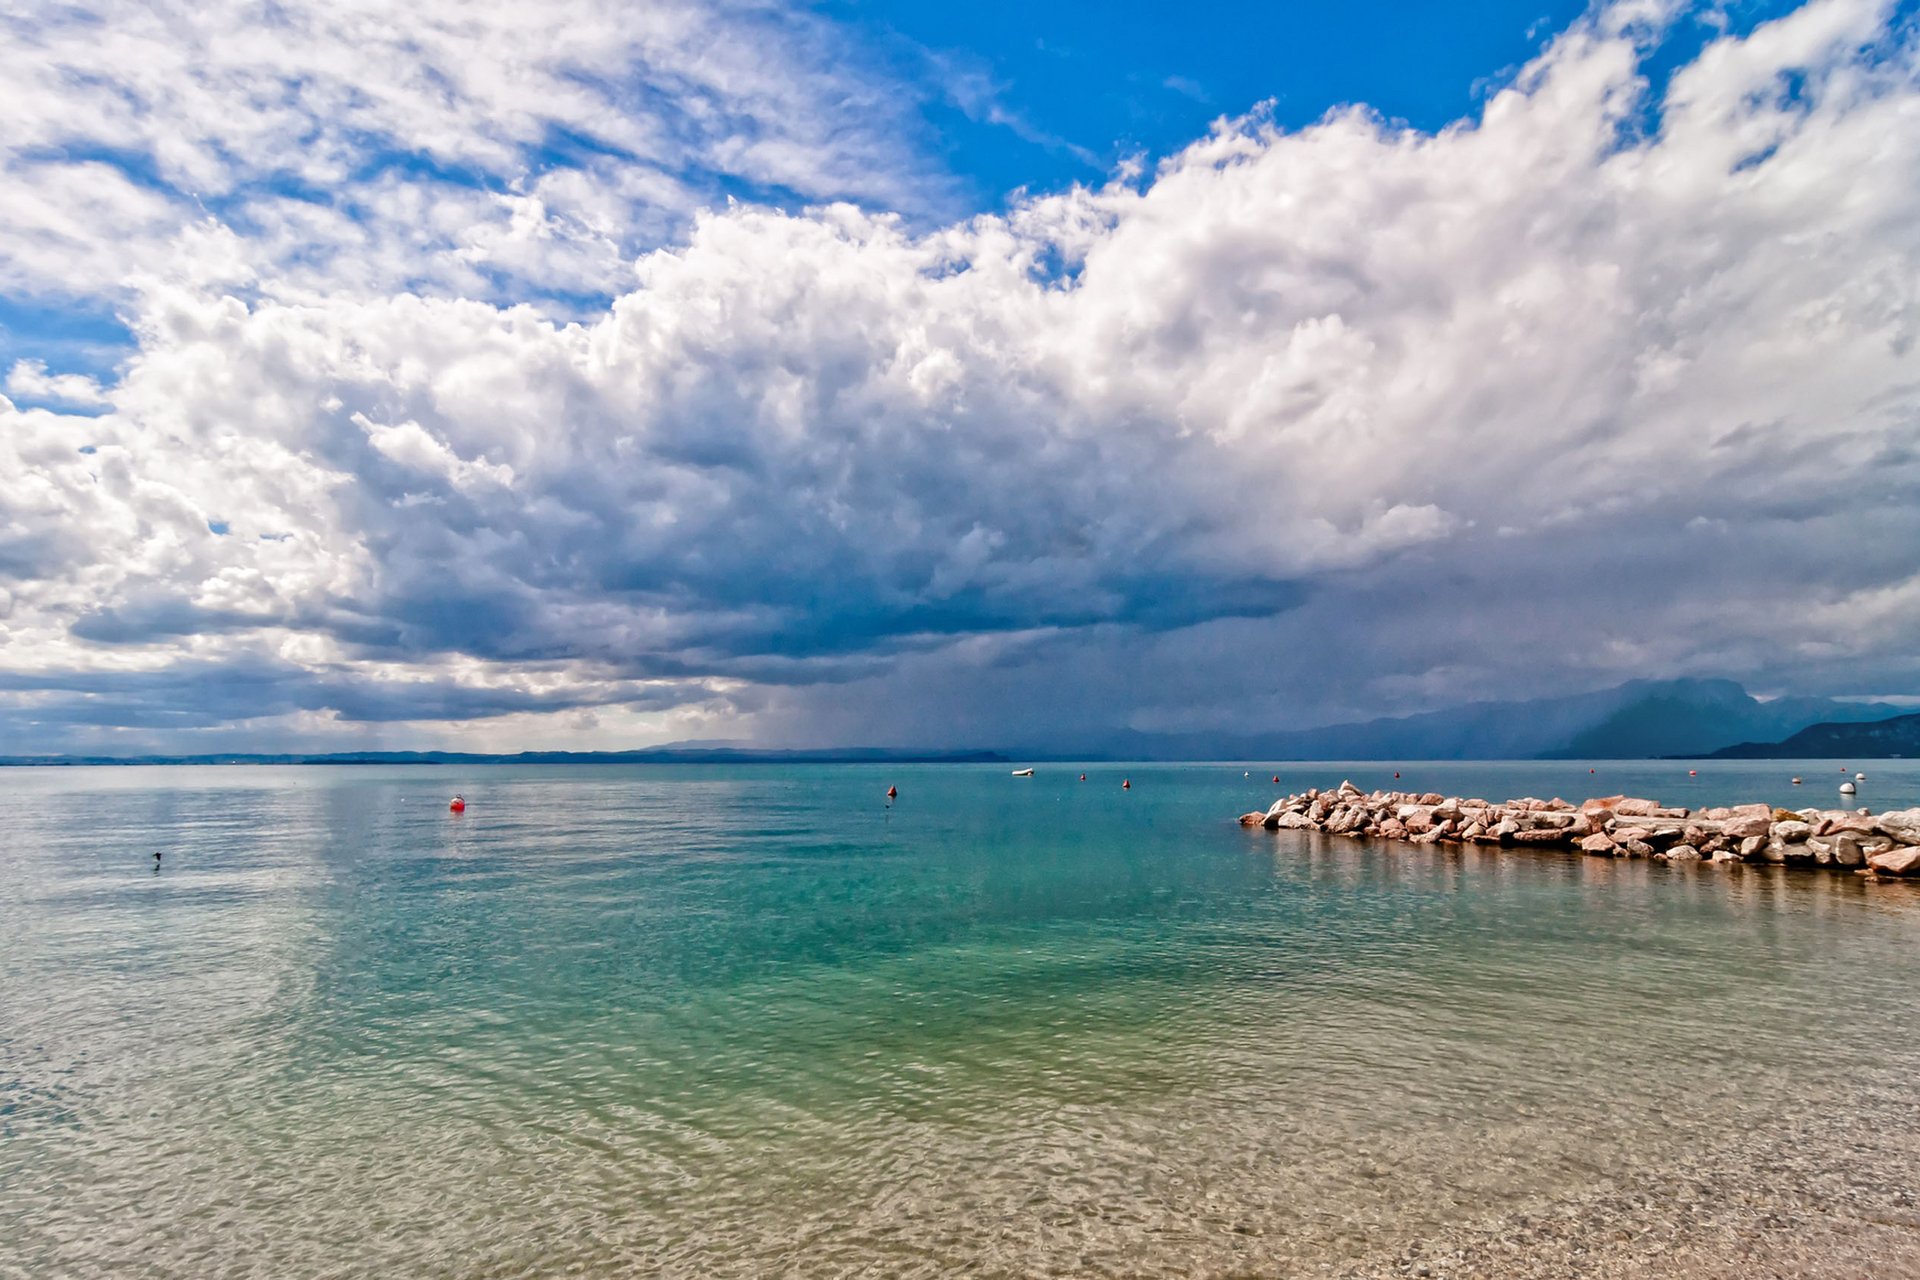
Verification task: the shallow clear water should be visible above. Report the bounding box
[3,761,1918,1278]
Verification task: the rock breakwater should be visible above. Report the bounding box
[1239,782,1920,876]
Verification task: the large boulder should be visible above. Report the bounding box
[1868,846,1920,877]
[1737,835,1769,860]
[1771,820,1814,844]
[1873,809,1920,842]
[1723,814,1772,839]
[1832,833,1866,868]
[1580,833,1617,856]
[1239,812,1268,826]
[1268,811,1316,830]
[1613,798,1661,816]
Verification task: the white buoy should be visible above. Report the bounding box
[1856,772,1867,781]
[1839,781,1857,795]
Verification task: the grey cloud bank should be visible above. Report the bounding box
[1,0,1918,754]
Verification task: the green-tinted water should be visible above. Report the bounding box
[4,762,1918,1277]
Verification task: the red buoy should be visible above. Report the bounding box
[1121,778,1131,790]
[1688,769,1697,776]
[1393,771,1400,780]
[1272,775,1280,784]
[449,796,465,813]
[886,785,897,799]
[1079,773,1087,781]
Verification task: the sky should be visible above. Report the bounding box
[1,0,1918,755]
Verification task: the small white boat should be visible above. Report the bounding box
[1011,768,1034,777]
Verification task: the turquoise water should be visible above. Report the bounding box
[3,761,1919,1278]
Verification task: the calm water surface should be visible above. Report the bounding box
[3,761,1918,1278]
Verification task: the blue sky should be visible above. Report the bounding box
[830,0,1821,211]
[840,0,1596,198]
[0,0,1917,754]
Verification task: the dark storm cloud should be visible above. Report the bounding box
[0,659,715,731]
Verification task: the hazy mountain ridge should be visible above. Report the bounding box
[1705,712,1920,759]
[1099,679,1910,761]
[0,748,1012,767]
[8,680,1912,765]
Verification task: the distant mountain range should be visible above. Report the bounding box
[8,679,1915,765]
[1705,711,1920,759]
[1097,678,1913,761]
[0,747,1011,767]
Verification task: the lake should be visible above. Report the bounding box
[4,761,1918,1277]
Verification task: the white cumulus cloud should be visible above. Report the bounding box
[5,360,112,409]
[0,0,953,311]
